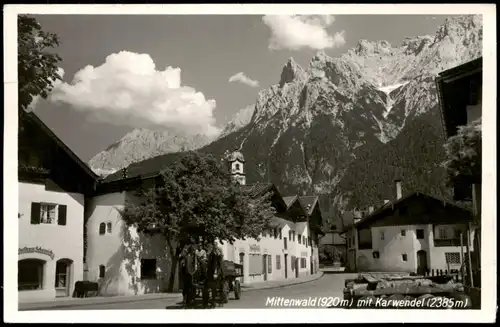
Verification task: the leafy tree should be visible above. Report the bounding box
[18,15,62,112]
[442,118,482,186]
[120,151,276,292]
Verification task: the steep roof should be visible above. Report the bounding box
[354,192,472,230]
[282,195,298,208]
[298,196,319,216]
[22,111,99,181]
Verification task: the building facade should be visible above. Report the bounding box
[84,188,180,296]
[436,57,482,215]
[18,112,98,302]
[436,57,482,285]
[341,181,474,274]
[220,153,322,285]
[18,115,324,300]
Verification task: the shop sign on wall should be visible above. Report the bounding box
[18,246,55,260]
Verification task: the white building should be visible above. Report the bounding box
[220,151,322,285]
[341,180,475,274]
[18,112,98,302]
[18,115,324,301]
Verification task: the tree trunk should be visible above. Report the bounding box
[166,243,182,292]
[167,254,179,293]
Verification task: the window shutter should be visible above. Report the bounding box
[58,205,67,225]
[31,202,41,224]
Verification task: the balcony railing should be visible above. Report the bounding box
[434,238,462,247]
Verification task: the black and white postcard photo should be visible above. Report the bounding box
[3,3,496,324]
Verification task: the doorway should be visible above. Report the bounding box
[416,250,428,276]
[55,259,73,297]
[310,256,314,275]
[295,258,299,278]
[239,252,245,283]
[262,255,268,281]
[284,254,288,279]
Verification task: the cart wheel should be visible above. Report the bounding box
[234,280,241,300]
[221,280,229,303]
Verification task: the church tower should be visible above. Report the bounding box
[228,149,246,185]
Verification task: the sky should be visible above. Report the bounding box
[29,14,455,162]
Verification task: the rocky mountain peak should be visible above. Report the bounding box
[435,15,482,42]
[279,57,307,87]
[88,129,213,176]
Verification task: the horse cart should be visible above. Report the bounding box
[191,260,243,304]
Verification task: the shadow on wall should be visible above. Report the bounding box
[99,217,179,296]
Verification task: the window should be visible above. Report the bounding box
[308,238,312,246]
[300,258,307,269]
[235,163,240,171]
[106,222,112,234]
[416,229,425,240]
[293,231,296,241]
[268,255,272,274]
[402,254,407,262]
[249,254,262,275]
[380,230,385,240]
[30,202,67,225]
[239,253,245,266]
[140,259,157,280]
[445,252,460,264]
[401,229,406,237]
[279,229,282,239]
[373,251,380,259]
[289,231,292,240]
[41,203,57,224]
[18,259,45,291]
[305,237,308,248]
[331,225,337,231]
[276,255,281,270]
[99,265,106,278]
[453,228,462,239]
[438,228,448,239]
[273,228,278,239]
[298,235,302,244]
[283,237,288,250]
[99,223,106,235]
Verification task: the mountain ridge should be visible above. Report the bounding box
[92,15,482,227]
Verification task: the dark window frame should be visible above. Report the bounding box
[140,259,157,280]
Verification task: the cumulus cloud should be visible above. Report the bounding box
[228,72,260,88]
[49,51,220,137]
[262,15,346,51]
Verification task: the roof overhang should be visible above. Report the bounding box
[354,192,472,230]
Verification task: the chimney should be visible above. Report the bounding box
[395,179,402,200]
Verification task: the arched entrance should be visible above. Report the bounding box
[18,259,45,291]
[55,258,73,297]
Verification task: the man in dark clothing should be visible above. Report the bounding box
[181,244,197,307]
[202,243,225,308]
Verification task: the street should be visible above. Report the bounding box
[30,273,356,310]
